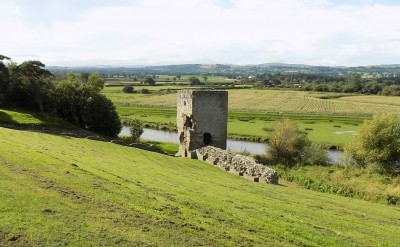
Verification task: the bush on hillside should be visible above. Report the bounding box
[129,119,143,142]
[189,76,202,86]
[122,84,134,93]
[267,118,327,167]
[141,88,150,94]
[344,113,400,174]
[55,80,121,137]
[145,77,156,86]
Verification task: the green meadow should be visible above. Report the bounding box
[1,127,400,246]
[0,108,74,128]
[102,86,388,147]
[103,86,400,147]
[117,106,362,146]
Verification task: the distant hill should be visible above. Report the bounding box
[47,63,400,76]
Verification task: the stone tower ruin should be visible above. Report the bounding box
[177,90,228,158]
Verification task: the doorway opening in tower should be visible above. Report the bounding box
[203,132,213,145]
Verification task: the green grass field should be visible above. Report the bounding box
[103,87,400,115]
[117,106,362,146]
[105,74,235,84]
[1,127,400,246]
[102,87,400,147]
[272,165,400,205]
[0,108,74,128]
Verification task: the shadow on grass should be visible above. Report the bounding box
[0,108,74,129]
[0,110,17,124]
[30,111,73,128]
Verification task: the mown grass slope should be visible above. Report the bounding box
[0,108,73,128]
[1,127,400,246]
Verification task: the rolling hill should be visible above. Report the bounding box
[1,127,400,246]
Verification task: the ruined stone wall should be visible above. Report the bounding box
[196,146,278,184]
[177,90,228,157]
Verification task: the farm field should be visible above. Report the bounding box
[1,127,400,246]
[103,87,400,116]
[105,75,235,84]
[117,106,362,146]
[101,86,400,146]
[339,95,400,106]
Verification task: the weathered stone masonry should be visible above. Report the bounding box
[196,146,278,184]
[176,90,278,184]
[177,90,228,157]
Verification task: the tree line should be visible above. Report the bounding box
[250,72,400,95]
[0,55,121,137]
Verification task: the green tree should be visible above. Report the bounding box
[145,77,156,86]
[87,73,105,91]
[362,81,381,95]
[381,85,400,96]
[129,119,143,142]
[267,118,310,166]
[345,73,363,93]
[122,84,134,93]
[82,93,121,137]
[0,55,10,105]
[0,55,10,61]
[55,79,121,137]
[344,113,400,173]
[67,72,83,82]
[10,61,54,112]
[203,75,208,82]
[189,76,201,85]
[80,72,90,82]
[54,80,91,127]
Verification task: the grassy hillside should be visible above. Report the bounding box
[0,108,73,128]
[1,127,400,246]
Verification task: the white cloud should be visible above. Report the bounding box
[1,0,400,66]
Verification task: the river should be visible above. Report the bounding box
[120,127,343,164]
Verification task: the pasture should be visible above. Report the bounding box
[1,127,400,246]
[103,87,400,116]
[117,106,362,146]
[101,86,400,147]
[105,75,236,84]
[0,108,74,128]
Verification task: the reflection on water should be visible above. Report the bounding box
[121,127,179,143]
[327,150,343,164]
[335,131,356,135]
[120,126,343,163]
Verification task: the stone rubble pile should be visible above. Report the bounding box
[195,146,278,184]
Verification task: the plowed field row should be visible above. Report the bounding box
[105,88,400,116]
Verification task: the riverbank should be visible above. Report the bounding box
[123,120,347,150]
[2,108,397,208]
[121,126,400,206]
[273,165,400,206]
[120,126,344,163]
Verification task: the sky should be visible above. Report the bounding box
[1,0,400,67]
